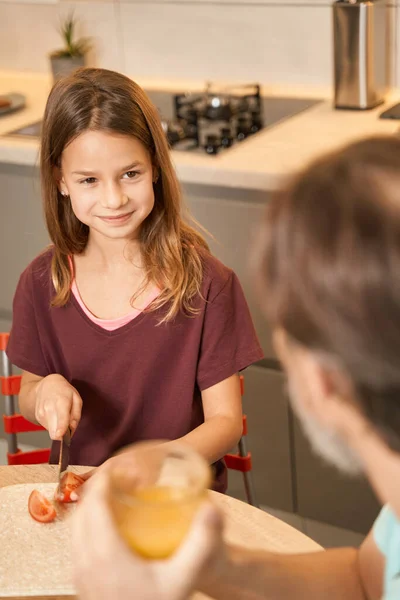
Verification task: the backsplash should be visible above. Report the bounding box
[0,0,398,88]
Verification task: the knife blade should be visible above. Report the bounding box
[58,426,72,481]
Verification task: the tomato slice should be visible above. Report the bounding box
[28,490,57,523]
[57,472,85,503]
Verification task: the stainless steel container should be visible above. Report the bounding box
[333,0,387,109]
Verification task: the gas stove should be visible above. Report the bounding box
[146,83,321,155]
[6,82,321,156]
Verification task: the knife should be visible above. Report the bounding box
[58,426,72,482]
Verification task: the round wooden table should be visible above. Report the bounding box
[0,465,322,599]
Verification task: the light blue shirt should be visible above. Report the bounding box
[373,505,400,599]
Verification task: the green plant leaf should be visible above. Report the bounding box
[54,11,92,58]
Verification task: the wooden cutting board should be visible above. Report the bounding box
[0,483,77,599]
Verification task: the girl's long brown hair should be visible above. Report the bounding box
[256,136,400,452]
[40,67,209,322]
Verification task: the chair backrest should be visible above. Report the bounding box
[0,333,50,465]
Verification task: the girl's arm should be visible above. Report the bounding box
[175,373,244,464]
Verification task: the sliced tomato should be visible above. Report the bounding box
[56,472,85,503]
[28,490,57,523]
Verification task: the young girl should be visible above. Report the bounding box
[7,68,263,492]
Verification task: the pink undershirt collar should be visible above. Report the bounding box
[68,256,159,331]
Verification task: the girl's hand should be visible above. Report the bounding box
[34,374,83,440]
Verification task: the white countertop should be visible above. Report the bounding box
[1,70,399,191]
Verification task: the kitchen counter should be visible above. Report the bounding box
[1,70,399,191]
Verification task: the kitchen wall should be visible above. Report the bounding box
[0,0,398,89]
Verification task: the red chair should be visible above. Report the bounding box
[0,333,50,465]
[224,375,258,507]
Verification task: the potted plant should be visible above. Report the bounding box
[49,13,91,82]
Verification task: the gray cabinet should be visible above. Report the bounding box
[0,163,48,319]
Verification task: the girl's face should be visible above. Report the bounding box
[59,130,156,242]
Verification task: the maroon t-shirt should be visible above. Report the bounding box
[7,247,263,492]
